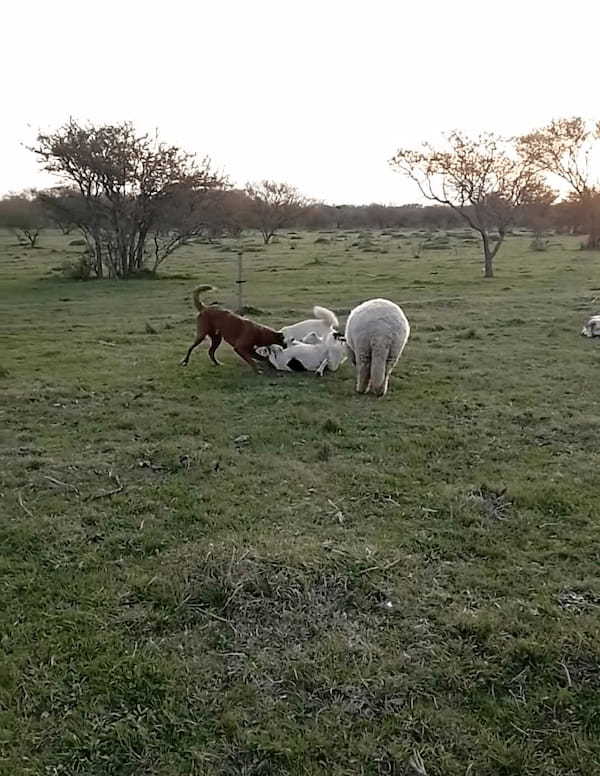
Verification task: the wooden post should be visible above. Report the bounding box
[236,250,246,313]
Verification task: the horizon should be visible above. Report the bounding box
[2,0,598,205]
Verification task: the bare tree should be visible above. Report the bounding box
[244,180,310,244]
[518,117,600,249]
[519,185,557,248]
[39,186,107,275]
[0,191,47,247]
[32,120,226,278]
[391,131,550,277]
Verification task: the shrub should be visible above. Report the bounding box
[529,237,548,252]
[60,254,93,280]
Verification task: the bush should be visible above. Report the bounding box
[529,236,548,252]
[60,254,93,280]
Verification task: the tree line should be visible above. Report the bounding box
[1,117,599,278]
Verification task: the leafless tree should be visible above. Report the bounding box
[518,117,600,249]
[391,131,551,277]
[244,180,310,244]
[31,120,226,278]
[0,191,47,247]
[519,185,557,247]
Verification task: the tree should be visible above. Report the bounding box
[390,131,549,277]
[32,120,226,278]
[199,189,254,239]
[0,191,47,247]
[518,118,600,249]
[518,185,557,246]
[244,180,310,244]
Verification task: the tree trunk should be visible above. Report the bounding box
[581,192,600,249]
[481,232,494,278]
[584,232,600,249]
[583,215,600,249]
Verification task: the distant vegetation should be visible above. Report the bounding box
[0,117,599,279]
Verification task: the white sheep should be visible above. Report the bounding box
[344,298,410,397]
[581,315,600,337]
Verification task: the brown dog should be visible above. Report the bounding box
[180,285,286,373]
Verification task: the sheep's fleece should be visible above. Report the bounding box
[345,298,410,396]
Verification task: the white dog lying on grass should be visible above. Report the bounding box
[280,306,339,345]
[256,331,347,375]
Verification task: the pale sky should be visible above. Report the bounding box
[2,0,597,205]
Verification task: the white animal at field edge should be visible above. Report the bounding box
[581,314,600,337]
[344,298,410,397]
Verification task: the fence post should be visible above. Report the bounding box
[236,250,246,313]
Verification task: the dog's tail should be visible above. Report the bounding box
[313,305,339,329]
[192,285,216,311]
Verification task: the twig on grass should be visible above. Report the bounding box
[560,660,573,688]
[87,471,124,501]
[409,749,428,775]
[357,557,403,576]
[17,492,35,518]
[43,475,80,496]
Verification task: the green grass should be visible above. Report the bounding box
[1,228,600,775]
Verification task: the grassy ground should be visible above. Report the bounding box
[1,227,600,775]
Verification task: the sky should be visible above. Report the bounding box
[2,0,598,205]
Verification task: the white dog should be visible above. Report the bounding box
[280,306,339,344]
[257,331,347,375]
[345,298,410,397]
[581,315,600,337]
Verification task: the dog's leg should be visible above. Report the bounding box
[208,334,223,366]
[316,358,328,377]
[234,347,261,373]
[180,334,206,366]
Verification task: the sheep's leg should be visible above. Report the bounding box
[356,356,371,394]
[369,348,393,397]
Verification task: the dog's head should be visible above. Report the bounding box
[263,344,285,356]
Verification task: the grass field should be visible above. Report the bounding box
[1,227,600,775]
